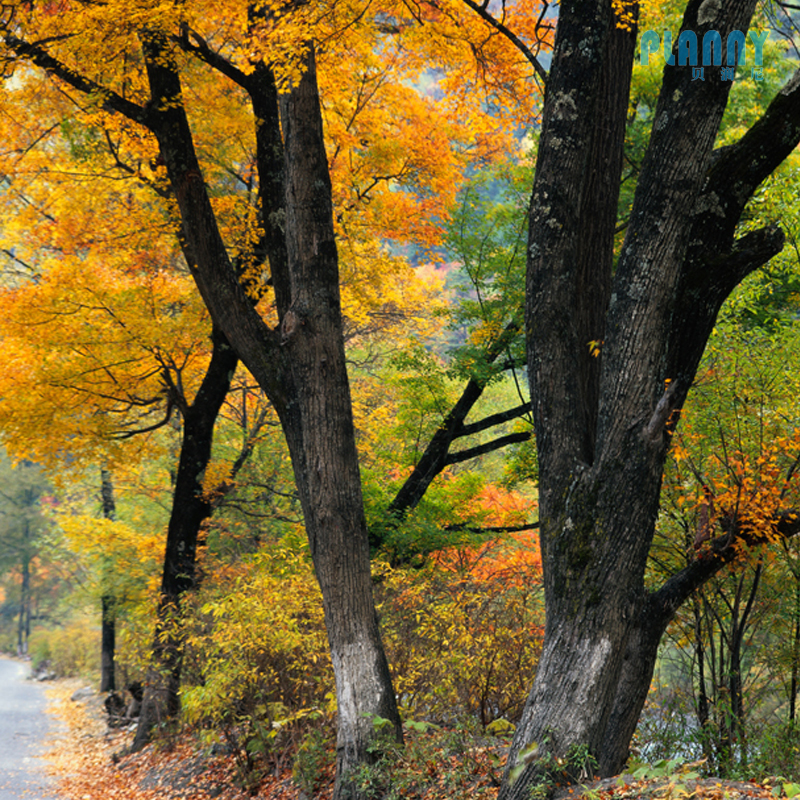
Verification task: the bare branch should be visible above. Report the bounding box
[456,402,531,438]
[445,430,532,465]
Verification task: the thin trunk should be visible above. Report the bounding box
[100,595,116,693]
[694,596,712,763]
[17,550,30,657]
[791,575,800,723]
[729,560,762,766]
[100,466,117,693]
[131,325,238,752]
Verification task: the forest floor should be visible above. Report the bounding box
[41,678,793,800]
[43,679,330,800]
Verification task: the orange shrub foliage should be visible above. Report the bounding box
[377,504,543,728]
[432,485,540,586]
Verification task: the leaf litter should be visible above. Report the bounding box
[40,679,798,800]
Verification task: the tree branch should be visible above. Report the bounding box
[3,34,151,127]
[650,509,800,625]
[444,520,540,534]
[460,0,549,85]
[445,430,531,465]
[173,26,251,88]
[386,319,521,517]
[707,67,800,223]
[456,402,531,438]
[662,69,800,406]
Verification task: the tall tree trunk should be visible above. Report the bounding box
[278,50,402,795]
[694,596,713,763]
[21,23,404,788]
[500,2,638,792]
[139,33,402,796]
[499,0,800,796]
[100,466,117,693]
[728,561,762,767]
[131,325,238,751]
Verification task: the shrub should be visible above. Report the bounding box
[746,722,800,780]
[28,622,100,679]
[181,545,333,786]
[180,532,544,787]
[352,720,506,800]
[377,533,544,728]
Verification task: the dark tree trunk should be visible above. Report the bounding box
[131,324,238,751]
[499,0,800,796]
[137,35,401,794]
[277,50,403,796]
[100,466,117,693]
[791,569,800,724]
[100,595,116,693]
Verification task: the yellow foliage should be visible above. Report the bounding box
[29,621,100,680]
[664,328,800,562]
[58,514,164,600]
[201,459,235,501]
[376,546,544,727]
[181,547,332,758]
[180,532,543,753]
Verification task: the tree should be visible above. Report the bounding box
[13,2,800,797]
[498,0,800,796]
[0,4,544,794]
[0,450,51,656]
[0,216,241,734]
[646,320,800,773]
[100,466,118,693]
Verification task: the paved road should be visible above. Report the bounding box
[0,658,63,800]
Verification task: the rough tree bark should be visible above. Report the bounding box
[499,0,800,797]
[138,31,402,795]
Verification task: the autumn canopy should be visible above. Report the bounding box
[2,1,800,800]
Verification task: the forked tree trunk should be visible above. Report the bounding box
[139,34,401,795]
[500,0,800,797]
